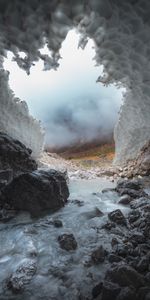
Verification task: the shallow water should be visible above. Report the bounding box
[0,178,129,300]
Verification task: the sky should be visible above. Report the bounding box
[4,29,123,149]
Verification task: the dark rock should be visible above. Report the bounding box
[92,282,103,298]
[102,221,116,230]
[58,233,77,251]
[52,219,63,228]
[0,169,13,182]
[81,207,104,219]
[0,132,37,176]
[0,209,17,222]
[111,237,119,247]
[108,209,127,226]
[108,254,123,263]
[101,281,121,300]
[1,169,69,216]
[116,180,142,191]
[129,233,145,246]
[101,188,116,193]
[116,287,137,300]
[105,264,145,288]
[71,199,84,206]
[136,257,149,273]
[7,261,37,293]
[145,273,150,285]
[118,195,132,205]
[137,287,150,300]
[130,197,150,210]
[120,188,146,199]
[91,245,107,264]
[128,210,141,223]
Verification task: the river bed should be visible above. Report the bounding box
[0,178,129,300]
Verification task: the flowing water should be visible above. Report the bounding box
[0,178,129,300]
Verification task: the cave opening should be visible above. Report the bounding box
[4,29,123,167]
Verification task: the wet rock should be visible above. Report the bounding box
[0,208,17,222]
[81,207,104,219]
[0,132,37,176]
[116,180,142,191]
[102,221,116,230]
[101,281,121,300]
[129,232,145,246]
[137,287,150,300]
[111,237,119,247]
[128,210,141,223]
[136,257,149,273]
[108,209,127,226]
[130,197,150,210]
[92,282,103,298]
[58,233,77,251]
[105,264,145,288]
[7,261,37,293]
[91,245,107,264]
[118,195,132,205]
[52,219,63,228]
[1,169,69,216]
[108,254,123,263]
[120,188,146,199]
[116,287,137,300]
[71,199,84,207]
[101,188,116,193]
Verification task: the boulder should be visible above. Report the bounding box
[7,261,37,293]
[105,264,145,288]
[108,209,127,226]
[1,169,69,216]
[58,233,77,251]
[0,132,37,176]
[91,245,107,264]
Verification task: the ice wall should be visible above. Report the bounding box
[0,69,44,158]
[0,0,150,163]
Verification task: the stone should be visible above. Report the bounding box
[116,180,142,191]
[52,219,63,228]
[137,287,150,300]
[91,245,107,264]
[136,257,149,273]
[0,132,37,176]
[105,264,145,288]
[108,254,123,263]
[7,261,37,293]
[81,207,104,219]
[128,210,141,223]
[102,221,116,230]
[108,209,127,226]
[116,287,137,300]
[101,281,121,300]
[58,233,77,251]
[1,169,69,216]
[101,188,116,193]
[118,195,132,205]
[92,282,103,298]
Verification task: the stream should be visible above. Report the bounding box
[0,178,129,300]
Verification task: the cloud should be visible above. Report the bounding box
[4,30,122,149]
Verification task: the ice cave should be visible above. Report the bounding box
[1,1,150,300]
[0,0,150,163]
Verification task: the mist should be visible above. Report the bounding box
[4,29,123,150]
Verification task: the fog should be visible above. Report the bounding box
[4,29,123,150]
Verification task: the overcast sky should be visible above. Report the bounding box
[4,29,123,149]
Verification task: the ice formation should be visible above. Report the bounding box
[0,0,150,163]
[0,69,44,158]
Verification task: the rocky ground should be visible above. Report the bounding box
[1,133,150,299]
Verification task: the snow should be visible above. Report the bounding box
[0,1,150,162]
